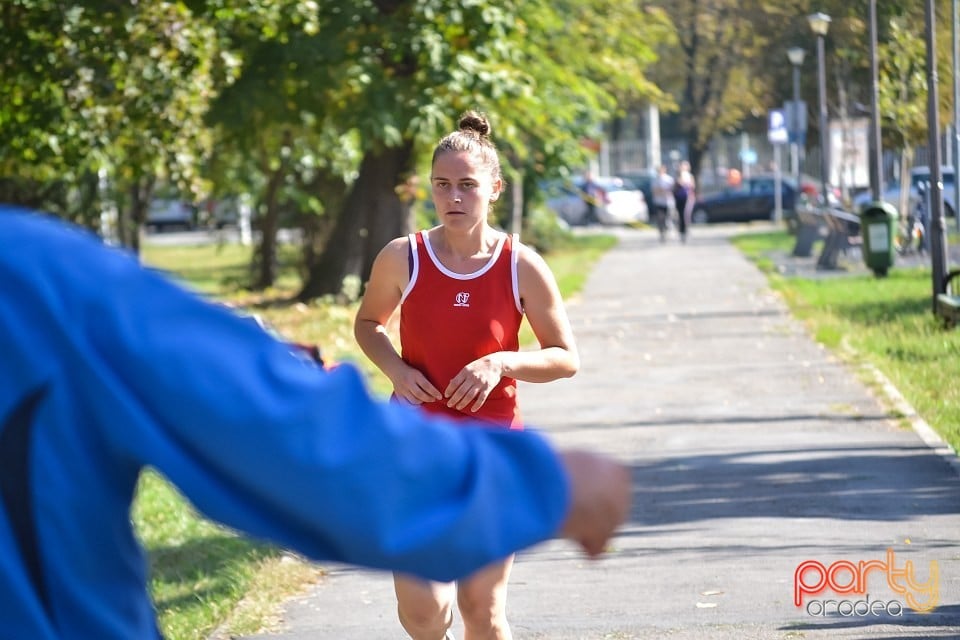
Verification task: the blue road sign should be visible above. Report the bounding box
[769,109,788,144]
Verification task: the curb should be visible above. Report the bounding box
[861,359,960,478]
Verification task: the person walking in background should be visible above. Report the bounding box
[673,160,696,243]
[582,171,601,225]
[652,164,675,242]
[0,207,631,640]
[354,111,582,640]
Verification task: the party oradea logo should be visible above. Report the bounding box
[794,548,938,617]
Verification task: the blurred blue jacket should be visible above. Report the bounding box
[0,208,569,639]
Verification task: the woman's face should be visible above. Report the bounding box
[430,150,501,227]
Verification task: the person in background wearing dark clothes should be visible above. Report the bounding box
[673,161,696,243]
[652,164,675,242]
[582,171,600,225]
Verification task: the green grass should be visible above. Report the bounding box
[131,472,317,640]
[143,242,302,296]
[731,230,960,451]
[136,231,616,639]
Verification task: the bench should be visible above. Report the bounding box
[792,206,827,257]
[936,269,960,328]
[817,208,862,270]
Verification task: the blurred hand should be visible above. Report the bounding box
[558,450,631,557]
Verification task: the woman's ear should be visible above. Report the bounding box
[490,178,503,202]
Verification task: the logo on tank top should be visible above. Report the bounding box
[454,292,470,307]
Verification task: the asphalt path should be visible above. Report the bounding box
[241,223,960,640]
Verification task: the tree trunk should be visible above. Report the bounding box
[253,165,284,290]
[124,176,154,255]
[252,131,294,290]
[688,144,707,187]
[298,141,415,301]
[298,168,349,278]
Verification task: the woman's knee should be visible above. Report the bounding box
[457,579,508,627]
[397,607,452,639]
[395,577,454,637]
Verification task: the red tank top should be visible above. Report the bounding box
[399,230,524,429]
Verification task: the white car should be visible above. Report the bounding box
[146,199,198,231]
[545,176,648,226]
[853,166,956,218]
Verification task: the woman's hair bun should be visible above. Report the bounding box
[458,111,490,138]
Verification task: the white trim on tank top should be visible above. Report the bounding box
[421,232,505,280]
[399,232,420,303]
[510,233,522,313]
[400,231,522,313]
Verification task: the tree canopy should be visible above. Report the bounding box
[2,0,668,294]
[1,0,225,246]
[5,0,958,296]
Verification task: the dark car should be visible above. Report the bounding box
[690,175,799,224]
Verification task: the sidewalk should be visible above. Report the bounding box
[242,224,960,640]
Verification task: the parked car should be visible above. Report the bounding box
[145,199,198,231]
[690,175,801,224]
[690,174,843,226]
[618,169,657,215]
[545,176,648,226]
[851,166,956,218]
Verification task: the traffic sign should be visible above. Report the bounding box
[768,109,788,144]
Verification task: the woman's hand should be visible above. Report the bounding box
[389,364,442,406]
[444,355,503,412]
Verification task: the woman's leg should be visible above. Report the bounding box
[457,555,514,640]
[675,197,688,237]
[656,206,668,241]
[394,573,457,640]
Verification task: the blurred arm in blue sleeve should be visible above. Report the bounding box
[1,210,619,640]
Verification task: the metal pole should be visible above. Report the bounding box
[925,0,949,309]
[774,144,783,223]
[741,131,750,180]
[868,0,883,202]
[792,63,802,188]
[816,33,830,205]
[954,0,960,231]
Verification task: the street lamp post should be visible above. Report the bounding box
[808,12,831,206]
[868,0,883,203]
[787,47,805,190]
[925,0,949,310]
[954,0,960,231]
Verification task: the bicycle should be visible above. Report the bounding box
[895,203,927,256]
